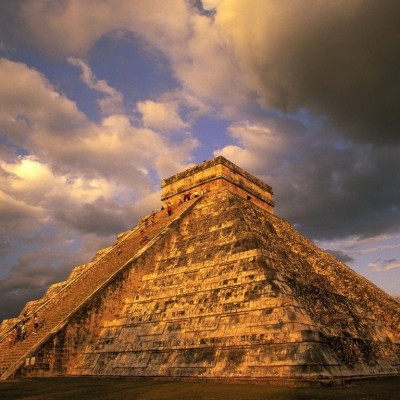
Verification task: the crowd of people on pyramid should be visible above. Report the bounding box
[161,187,208,217]
[8,312,43,347]
[130,186,210,251]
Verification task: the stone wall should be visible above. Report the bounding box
[161,156,274,213]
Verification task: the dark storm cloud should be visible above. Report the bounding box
[248,1,400,145]
[273,134,400,240]
[224,115,400,241]
[54,197,131,236]
[219,0,400,242]
[0,252,72,319]
[299,2,400,145]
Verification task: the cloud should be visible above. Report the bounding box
[0,55,200,320]
[325,249,354,264]
[17,0,130,57]
[216,117,400,241]
[5,1,400,145]
[67,57,124,115]
[0,0,190,58]
[54,197,131,236]
[370,259,400,272]
[0,58,86,144]
[0,189,42,223]
[1,156,120,236]
[210,0,400,145]
[137,100,188,134]
[0,58,198,184]
[0,226,111,319]
[1,1,246,117]
[170,11,247,112]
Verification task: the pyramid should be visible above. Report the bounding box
[0,156,399,384]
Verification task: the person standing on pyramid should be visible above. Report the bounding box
[20,321,26,340]
[33,313,41,334]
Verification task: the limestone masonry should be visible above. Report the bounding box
[0,156,399,384]
[161,156,274,213]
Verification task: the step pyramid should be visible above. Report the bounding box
[0,156,399,384]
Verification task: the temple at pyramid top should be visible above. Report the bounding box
[161,156,275,213]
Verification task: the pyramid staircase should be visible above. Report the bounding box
[0,197,201,380]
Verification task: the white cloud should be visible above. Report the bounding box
[3,156,70,204]
[0,58,198,187]
[0,58,86,145]
[171,12,247,111]
[137,100,188,134]
[67,57,124,115]
[8,1,400,146]
[0,56,200,276]
[214,120,290,179]
[0,156,119,229]
[13,2,249,117]
[18,0,190,57]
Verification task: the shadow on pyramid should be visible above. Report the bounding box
[0,156,399,385]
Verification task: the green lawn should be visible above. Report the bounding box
[0,377,399,400]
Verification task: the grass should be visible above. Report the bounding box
[0,376,399,400]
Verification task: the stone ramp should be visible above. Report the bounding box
[0,197,201,380]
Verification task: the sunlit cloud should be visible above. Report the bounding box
[137,100,188,134]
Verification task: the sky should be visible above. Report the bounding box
[0,0,399,321]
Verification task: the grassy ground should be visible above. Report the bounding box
[0,376,399,400]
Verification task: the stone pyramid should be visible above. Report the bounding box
[0,156,399,384]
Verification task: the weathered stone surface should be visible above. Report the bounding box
[161,156,274,213]
[0,157,399,384]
